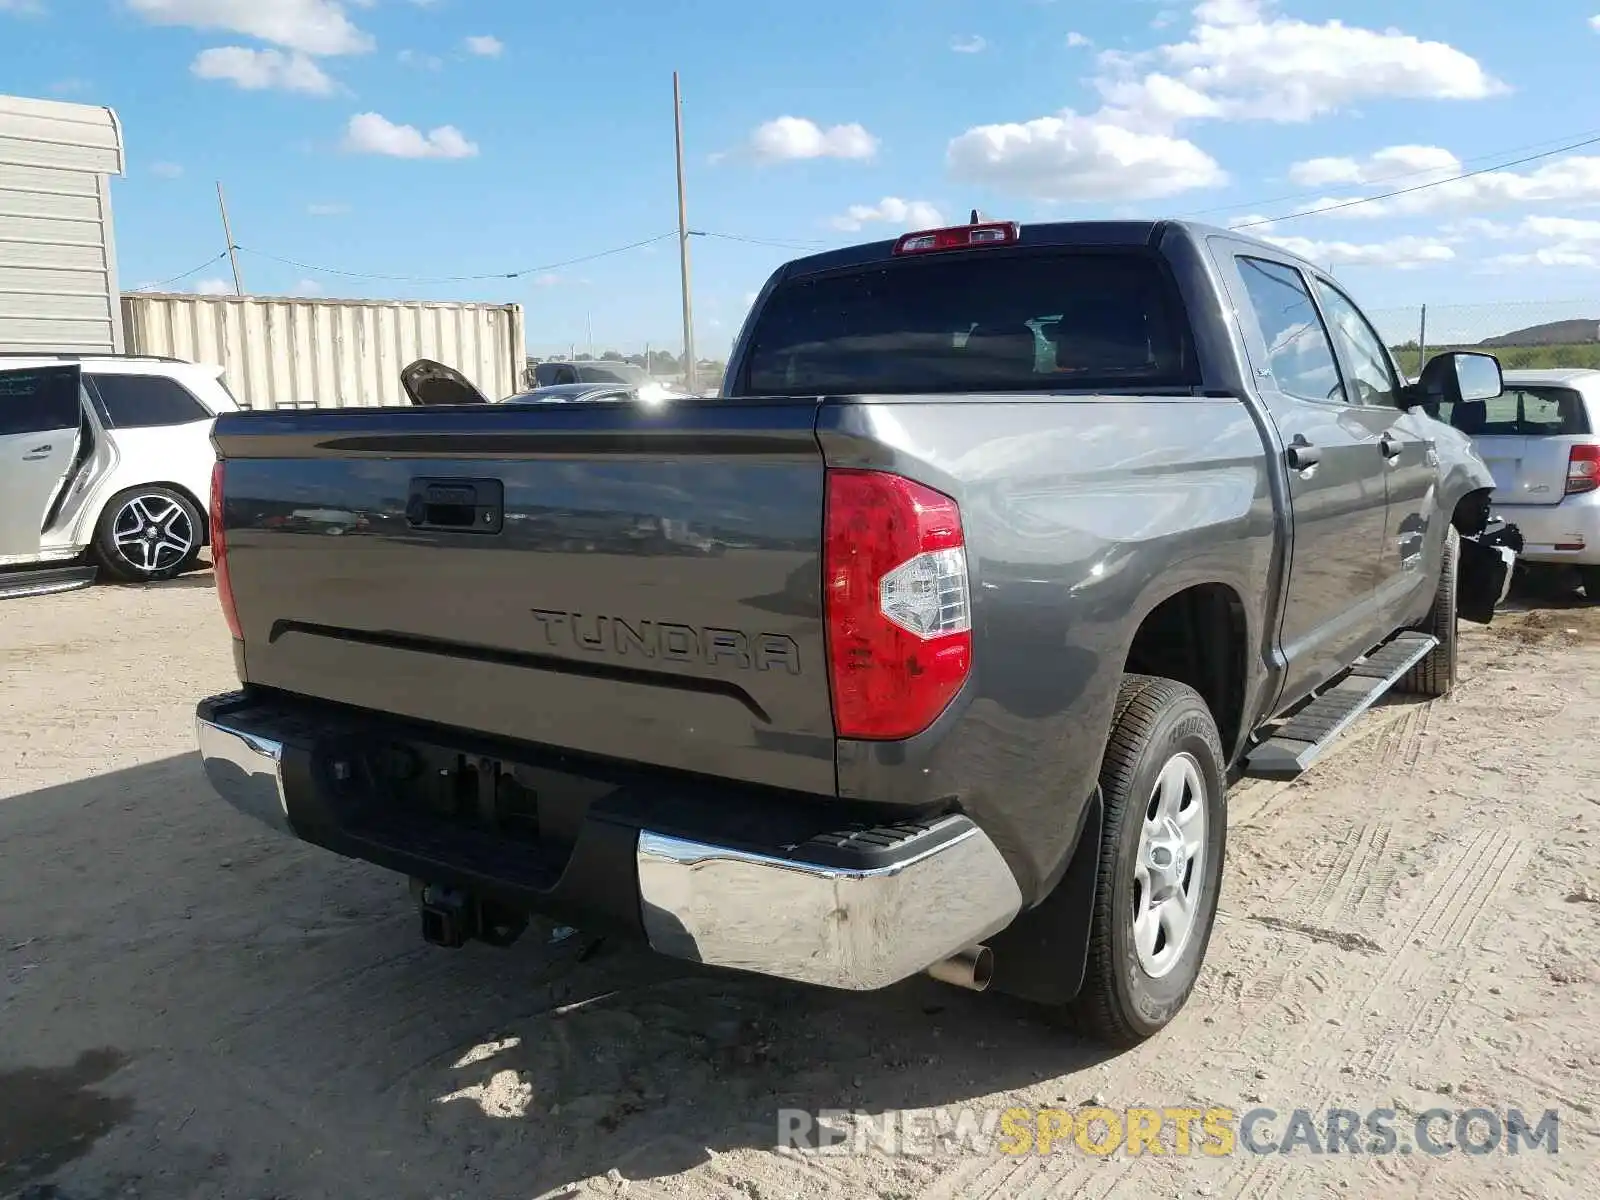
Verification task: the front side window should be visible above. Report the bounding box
[0,368,82,437]
[1313,280,1401,408]
[91,375,211,428]
[1236,257,1344,404]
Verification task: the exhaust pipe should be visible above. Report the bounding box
[926,945,994,992]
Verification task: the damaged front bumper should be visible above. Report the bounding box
[1459,518,1521,624]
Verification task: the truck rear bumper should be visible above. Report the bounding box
[196,693,1023,992]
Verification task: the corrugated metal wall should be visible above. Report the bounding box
[121,294,528,409]
[0,94,125,354]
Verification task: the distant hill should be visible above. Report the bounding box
[1481,319,1600,347]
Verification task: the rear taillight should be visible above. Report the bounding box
[1567,445,1600,495]
[892,221,1019,256]
[210,460,242,640]
[823,470,973,740]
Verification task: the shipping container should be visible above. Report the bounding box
[121,293,527,409]
[0,93,125,354]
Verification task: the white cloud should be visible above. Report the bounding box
[307,202,349,215]
[127,0,373,56]
[343,112,478,159]
[749,117,878,163]
[1227,213,1277,229]
[398,48,443,70]
[192,46,336,94]
[829,197,945,232]
[1294,148,1600,220]
[150,161,184,179]
[290,279,322,296]
[1260,233,1455,268]
[951,34,986,53]
[949,2,1496,206]
[1095,0,1503,130]
[1288,144,1459,188]
[0,0,45,14]
[1066,31,1093,47]
[464,35,503,57]
[531,272,562,287]
[193,278,234,295]
[947,111,1226,202]
[1591,14,1600,31]
[1478,216,1600,271]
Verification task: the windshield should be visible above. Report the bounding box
[741,251,1194,396]
[579,362,650,385]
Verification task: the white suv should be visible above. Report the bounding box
[0,353,239,593]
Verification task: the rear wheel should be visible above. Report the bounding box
[1398,526,1459,698]
[1062,675,1227,1047]
[93,486,203,583]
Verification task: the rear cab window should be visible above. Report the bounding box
[741,250,1195,396]
[1443,386,1592,436]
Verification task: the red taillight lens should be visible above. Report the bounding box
[1566,444,1600,496]
[892,221,1019,256]
[823,469,973,740]
[210,459,242,640]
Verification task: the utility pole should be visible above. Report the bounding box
[1418,304,1429,371]
[216,181,244,296]
[673,71,698,395]
[586,310,593,359]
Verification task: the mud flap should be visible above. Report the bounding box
[1459,521,1521,625]
[987,785,1103,1006]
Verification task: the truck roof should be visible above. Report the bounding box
[775,218,1297,279]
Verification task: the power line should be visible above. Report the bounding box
[691,229,825,251]
[130,251,231,292]
[1176,125,1600,221]
[1231,131,1600,229]
[233,232,679,285]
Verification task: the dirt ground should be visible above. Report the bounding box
[1,572,1595,1200]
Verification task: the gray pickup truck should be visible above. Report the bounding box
[195,218,1516,1047]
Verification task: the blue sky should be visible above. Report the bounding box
[7,0,1600,355]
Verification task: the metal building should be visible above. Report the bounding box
[0,93,126,354]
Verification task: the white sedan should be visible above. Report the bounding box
[1437,367,1600,595]
[0,353,238,595]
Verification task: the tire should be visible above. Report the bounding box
[1063,675,1228,1048]
[1398,526,1459,698]
[92,486,204,584]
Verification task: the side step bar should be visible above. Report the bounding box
[1244,631,1438,781]
[0,564,97,601]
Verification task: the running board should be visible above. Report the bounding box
[1244,631,1438,781]
[0,564,97,601]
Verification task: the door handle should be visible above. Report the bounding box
[22,444,53,460]
[1380,434,1402,460]
[1286,440,1321,470]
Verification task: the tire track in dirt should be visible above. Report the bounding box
[1219,825,1529,1200]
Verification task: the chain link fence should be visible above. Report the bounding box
[1368,299,1600,377]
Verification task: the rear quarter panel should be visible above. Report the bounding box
[817,393,1277,901]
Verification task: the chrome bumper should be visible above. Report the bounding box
[196,711,291,834]
[637,818,1024,991]
[197,703,1025,992]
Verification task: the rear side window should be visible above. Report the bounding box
[0,369,81,436]
[1445,386,1591,436]
[1235,257,1344,404]
[742,251,1194,396]
[91,375,210,428]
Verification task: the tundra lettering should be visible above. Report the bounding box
[529,609,802,674]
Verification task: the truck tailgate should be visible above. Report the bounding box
[215,402,835,795]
